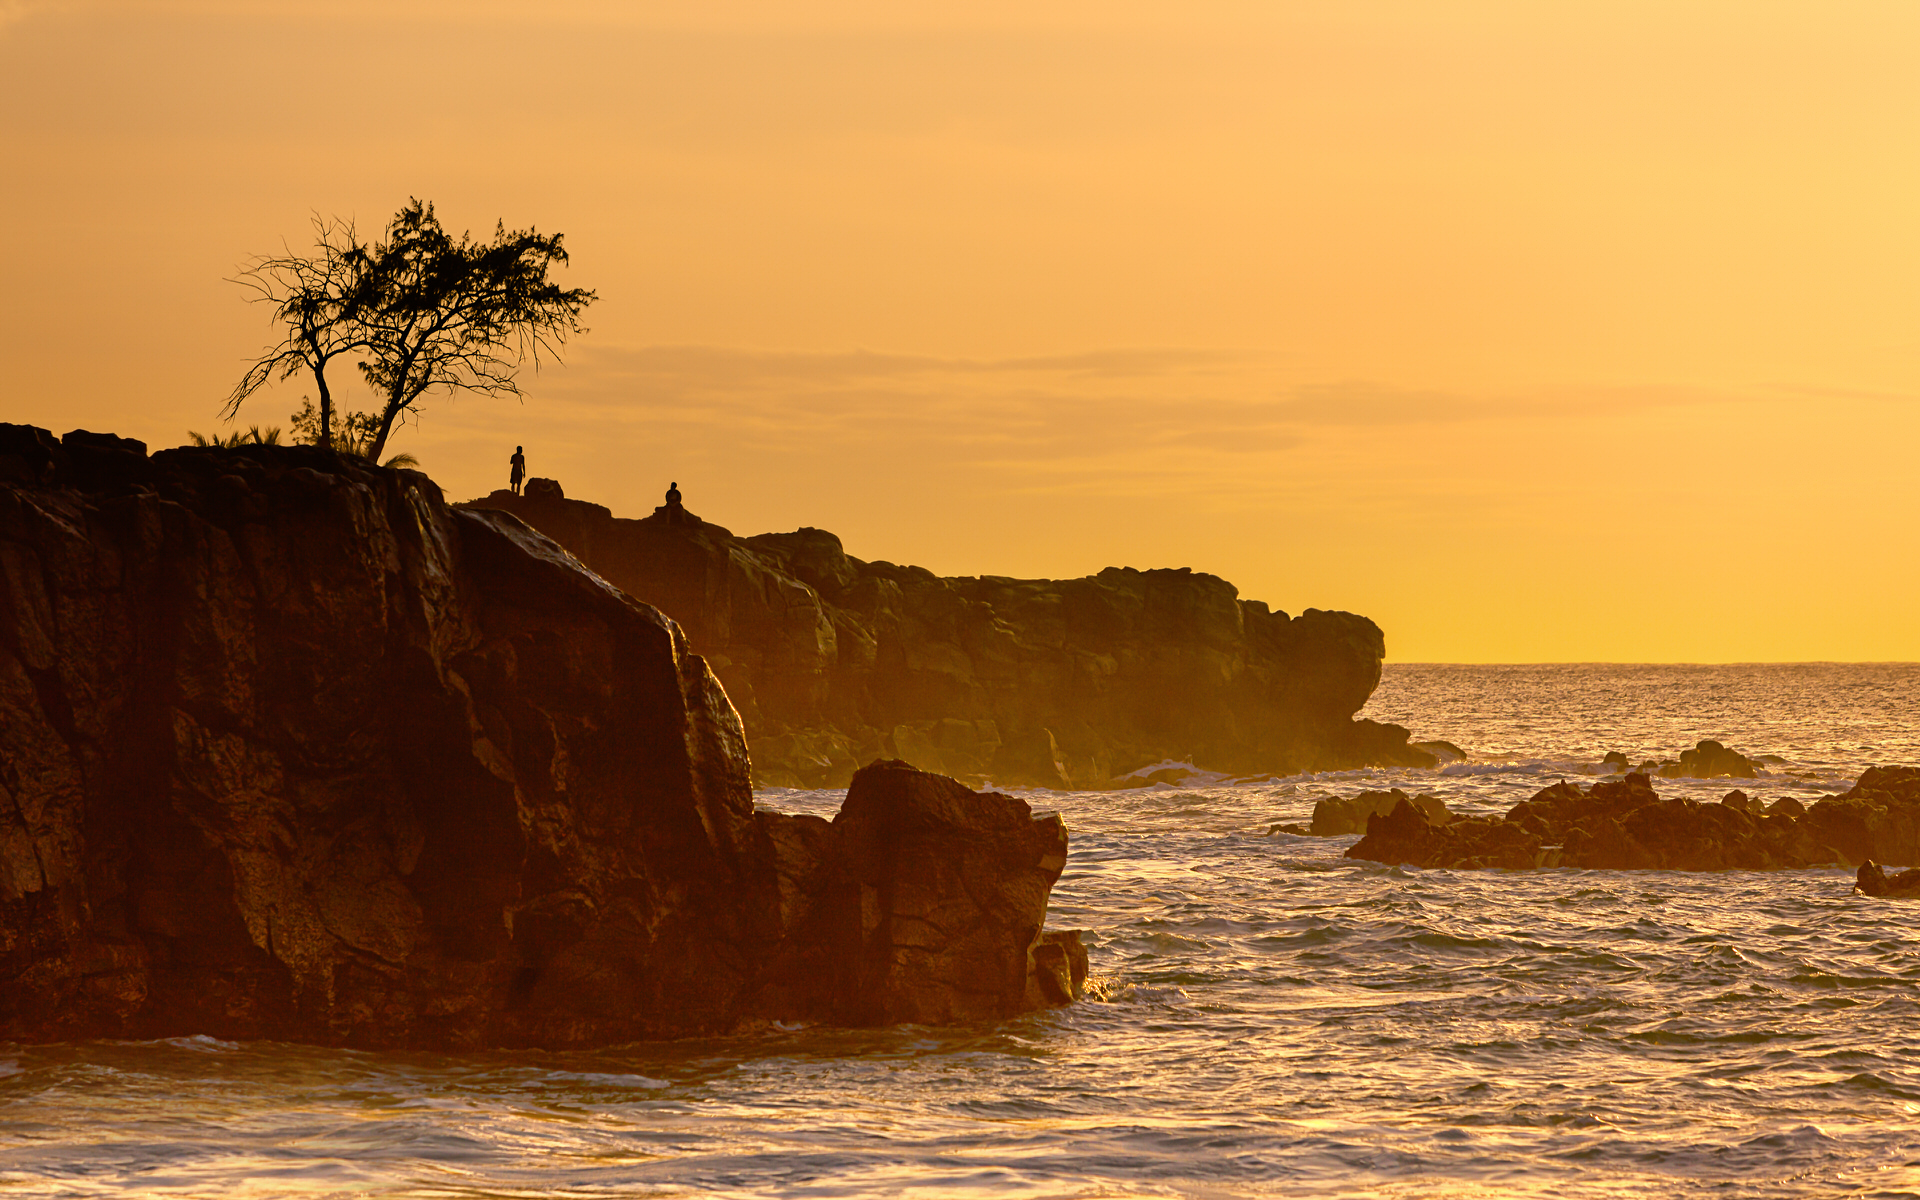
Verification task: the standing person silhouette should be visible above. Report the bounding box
[665,481,681,505]
[510,446,526,495]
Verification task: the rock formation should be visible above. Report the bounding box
[1856,860,1920,897]
[0,425,1081,1048]
[462,486,1432,789]
[1309,788,1451,836]
[1346,766,1920,872]
[1655,739,1762,780]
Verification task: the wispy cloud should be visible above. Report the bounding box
[482,342,1758,505]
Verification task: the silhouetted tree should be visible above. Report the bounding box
[226,216,379,449]
[287,399,418,469]
[226,200,595,462]
[356,200,596,461]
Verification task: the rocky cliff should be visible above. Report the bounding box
[0,425,1080,1048]
[466,483,1429,788]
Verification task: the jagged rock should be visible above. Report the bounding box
[461,488,1434,788]
[0,427,1080,1048]
[748,761,1078,1023]
[1310,788,1449,836]
[1345,769,1920,873]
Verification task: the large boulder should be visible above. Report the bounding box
[751,761,1081,1024]
[0,427,1081,1048]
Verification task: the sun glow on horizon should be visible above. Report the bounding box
[3,1,1916,661]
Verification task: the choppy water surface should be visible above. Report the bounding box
[6,663,1920,1198]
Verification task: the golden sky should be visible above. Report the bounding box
[4,1,1916,661]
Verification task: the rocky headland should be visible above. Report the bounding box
[465,481,1431,789]
[0,425,1082,1048]
[1343,766,1920,872]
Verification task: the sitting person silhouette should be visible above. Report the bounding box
[665,481,682,505]
[510,446,526,495]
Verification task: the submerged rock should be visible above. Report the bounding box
[0,426,1080,1048]
[1347,768,1920,873]
[462,487,1434,789]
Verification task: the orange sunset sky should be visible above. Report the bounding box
[3,1,1916,662]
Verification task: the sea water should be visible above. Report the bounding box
[4,663,1919,1198]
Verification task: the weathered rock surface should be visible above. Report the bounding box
[0,425,1080,1048]
[463,487,1432,789]
[1347,767,1920,872]
[752,761,1081,1024]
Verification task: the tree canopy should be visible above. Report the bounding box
[227,200,596,461]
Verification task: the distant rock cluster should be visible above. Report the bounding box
[466,485,1433,789]
[1341,766,1920,873]
[1599,739,1769,779]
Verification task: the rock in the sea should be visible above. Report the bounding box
[460,487,1434,789]
[1346,768,1920,873]
[1602,751,1631,772]
[750,761,1080,1024]
[0,426,1080,1048]
[1855,860,1920,897]
[1310,789,1450,836]
[1414,740,1468,763]
[1657,739,1761,779]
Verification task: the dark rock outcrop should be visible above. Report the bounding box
[1346,767,1920,872]
[462,487,1432,788]
[1654,739,1762,780]
[1309,788,1450,836]
[0,426,1080,1048]
[752,761,1081,1024]
[1856,860,1920,897]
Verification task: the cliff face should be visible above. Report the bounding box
[0,426,1078,1048]
[467,485,1430,788]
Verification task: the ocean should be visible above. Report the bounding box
[5,663,1919,1198]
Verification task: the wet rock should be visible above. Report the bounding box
[1657,739,1761,780]
[1347,798,1536,870]
[1415,740,1469,763]
[1345,769,1920,874]
[1768,796,1807,818]
[1602,751,1631,772]
[1267,822,1311,836]
[1310,789,1450,836]
[1856,860,1920,898]
[748,761,1076,1024]
[461,489,1434,789]
[0,429,1080,1048]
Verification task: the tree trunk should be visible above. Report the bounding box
[368,396,404,463]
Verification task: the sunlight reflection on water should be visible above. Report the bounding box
[4,665,1919,1198]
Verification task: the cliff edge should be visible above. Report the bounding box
[0,426,1079,1048]
[467,483,1430,788]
